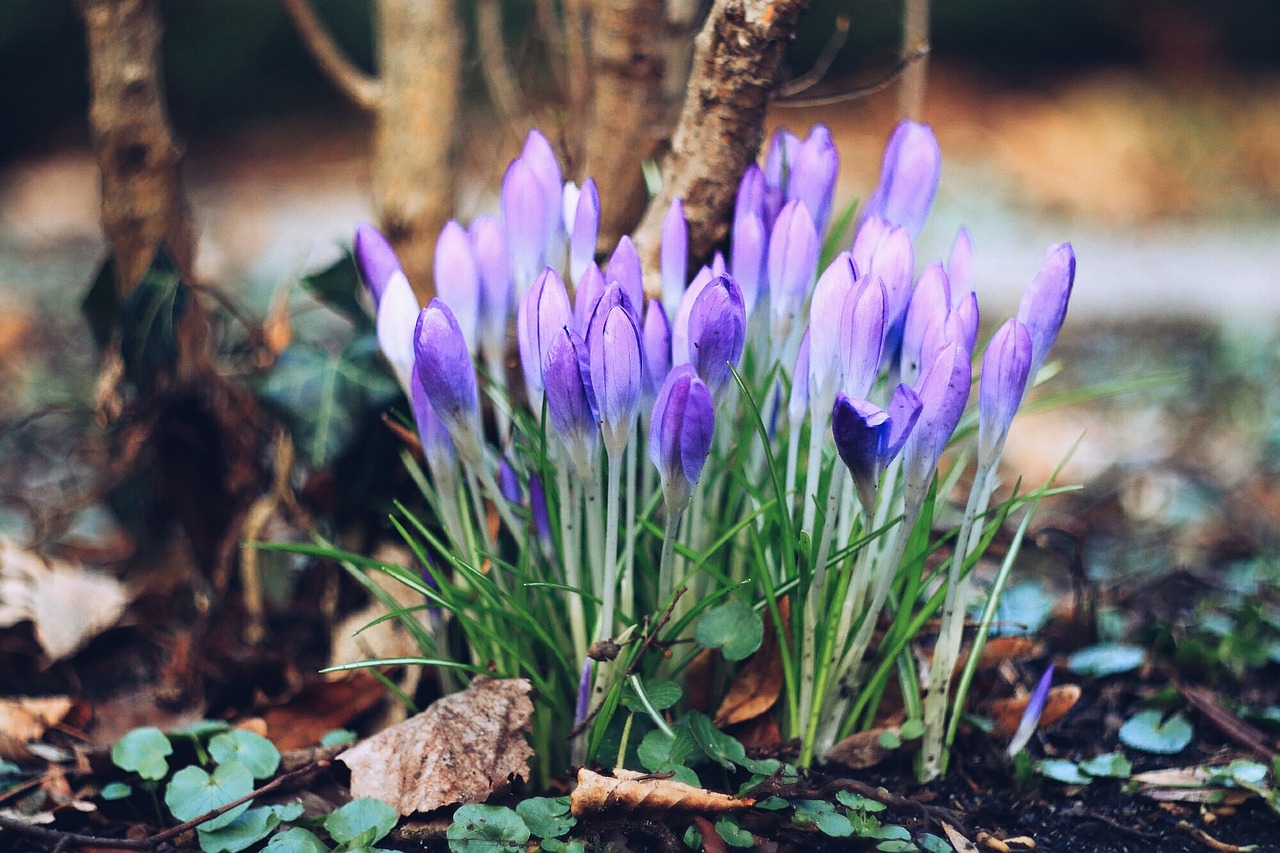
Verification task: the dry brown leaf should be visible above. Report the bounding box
[570,768,756,817]
[0,538,130,661]
[692,815,730,853]
[329,563,432,676]
[990,684,1081,738]
[942,821,982,852]
[824,725,904,770]
[956,637,1039,674]
[715,598,787,727]
[1130,765,1252,805]
[337,677,534,816]
[683,649,717,714]
[0,697,73,762]
[261,671,386,751]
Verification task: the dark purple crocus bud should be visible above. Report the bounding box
[768,200,820,343]
[528,473,552,546]
[947,227,974,300]
[470,215,512,367]
[354,221,401,307]
[807,253,857,401]
[517,267,572,412]
[589,300,644,458]
[502,158,548,294]
[569,178,600,287]
[572,263,607,335]
[662,199,688,314]
[978,318,1033,471]
[686,274,747,399]
[649,364,715,515]
[840,277,887,401]
[543,325,599,480]
[902,343,972,508]
[411,377,457,483]
[788,125,839,234]
[499,458,522,505]
[863,119,941,237]
[414,300,482,464]
[643,299,672,398]
[434,220,480,352]
[901,262,951,386]
[356,223,419,396]
[1007,663,1055,756]
[1016,243,1075,382]
[833,385,923,514]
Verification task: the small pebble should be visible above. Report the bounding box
[977,832,1011,853]
[1005,837,1036,848]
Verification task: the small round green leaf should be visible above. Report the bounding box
[320,729,357,748]
[209,730,280,780]
[265,826,329,853]
[1078,752,1132,778]
[871,824,912,840]
[1119,711,1194,755]
[1068,643,1146,678]
[1037,759,1092,785]
[447,804,529,852]
[877,730,903,750]
[324,797,399,847]
[620,678,682,712]
[100,781,133,801]
[918,833,952,853]
[755,796,790,811]
[165,762,255,831]
[875,840,918,852]
[898,719,925,741]
[515,797,574,839]
[695,600,763,661]
[112,727,173,781]
[196,805,282,853]
[714,817,754,848]
[835,791,885,812]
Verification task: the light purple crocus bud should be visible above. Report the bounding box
[499,458,522,505]
[764,128,801,226]
[543,325,599,480]
[643,299,672,397]
[731,207,766,318]
[860,221,915,355]
[833,384,922,515]
[736,163,767,228]
[470,216,512,363]
[1007,663,1055,757]
[840,277,887,401]
[768,200,820,343]
[978,318,1033,472]
[528,473,552,546]
[948,290,980,355]
[902,343,972,509]
[572,263,606,334]
[607,236,645,315]
[864,119,941,237]
[788,329,811,428]
[662,199,688,311]
[502,158,548,294]
[589,302,644,458]
[649,364,715,515]
[434,220,480,352]
[807,253,857,399]
[947,227,974,301]
[671,265,714,365]
[710,251,727,278]
[789,125,839,234]
[414,300,482,464]
[355,223,419,395]
[901,262,951,386]
[520,129,564,241]
[686,274,747,399]
[574,658,593,728]
[1016,242,1075,382]
[517,267,572,412]
[411,378,457,484]
[570,178,600,287]
[354,221,401,307]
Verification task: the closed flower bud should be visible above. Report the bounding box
[569,178,600,287]
[517,267,572,412]
[434,220,480,352]
[902,343,972,509]
[606,235,645,316]
[543,325,599,480]
[807,253,857,401]
[768,200,820,343]
[662,199,688,315]
[864,119,941,237]
[589,300,644,458]
[840,277,888,401]
[502,158,549,294]
[643,299,672,398]
[686,274,747,399]
[414,300,482,464]
[978,318,1032,471]
[788,125,839,234]
[469,216,512,365]
[649,364,715,515]
[901,262,951,386]
[1016,242,1075,382]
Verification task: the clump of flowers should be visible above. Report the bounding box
[352,121,1074,782]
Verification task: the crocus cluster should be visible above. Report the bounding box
[354,119,1074,780]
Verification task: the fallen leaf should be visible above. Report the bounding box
[942,821,981,852]
[714,598,787,727]
[692,815,730,853]
[683,650,717,714]
[0,697,73,762]
[0,538,130,661]
[260,672,386,751]
[570,768,756,816]
[990,684,1082,738]
[329,556,431,675]
[824,725,901,770]
[957,637,1039,674]
[337,677,534,816]
[731,713,783,754]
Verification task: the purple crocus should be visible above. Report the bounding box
[851,217,915,356]
[686,274,747,399]
[414,299,482,464]
[574,658,593,728]
[502,158,549,294]
[788,125,839,234]
[768,200,820,345]
[470,215,512,369]
[354,221,401,307]
[1016,242,1076,382]
[607,236,645,316]
[589,300,644,458]
[528,473,553,547]
[731,205,767,318]
[643,299,672,397]
[900,262,951,385]
[649,364,715,515]
[671,265,714,366]
[356,222,419,396]
[543,325,599,480]
[839,277,888,402]
[434,220,480,352]
[1007,663,1055,756]
[832,383,922,513]
[902,342,972,509]
[499,458,522,505]
[572,263,607,335]
[569,178,600,287]
[517,267,573,412]
[411,378,457,485]
[863,119,942,237]
[520,129,564,242]
[947,227,974,298]
[661,199,688,314]
[948,290,980,355]
[764,128,801,226]
[807,253,857,401]
[978,318,1033,472]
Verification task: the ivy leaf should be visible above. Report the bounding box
[165,762,255,831]
[1068,643,1146,678]
[301,252,373,330]
[112,727,174,781]
[208,730,281,780]
[515,797,575,840]
[714,817,754,848]
[324,797,399,847]
[265,827,329,853]
[118,246,190,394]
[695,600,763,661]
[446,804,529,852]
[1119,711,1194,755]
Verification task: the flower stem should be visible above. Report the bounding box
[557,463,587,664]
[657,510,682,606]
[598,448,624,642]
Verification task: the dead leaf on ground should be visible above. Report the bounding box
[337,676,534,816]
[692,815,730,853]
[824,724,908,770]
[328,551,431,675]
[260,671,386,751]
[0,538,130,661]
[715,598,787,727]
[956,637,1039,674]
[571,768,756,817]
[1131,767,1253,806]
[683,649,717,714]
[0,697,73,762]
[990,684,1081,738]
[942,821,982,853]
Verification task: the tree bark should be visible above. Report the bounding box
[373,0,463,297]
[632,0,811,291]
[79,0,194,292]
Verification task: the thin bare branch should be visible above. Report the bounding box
[475,0,530,136]
[898,0,930,118]
[279,0,381,112]
[774,46,929,109]
[777,13,849,97]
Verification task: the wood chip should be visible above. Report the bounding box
[337,677,534,816]
[570,768,756,816]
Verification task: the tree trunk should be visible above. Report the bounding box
[373,0,464,298]
[79,0,194,292]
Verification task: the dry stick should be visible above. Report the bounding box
[898,0,930,119]
[773,47,930,109]
[278,0,381,111]
[776,13,850,97]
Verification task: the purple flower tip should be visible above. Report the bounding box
[978,318,1033,471]
[589,300,644,457]
[1017,242,1076,382]
[543,325,599,480]
[1008,663,1056,756]
[354,222,403,306]
[649,364,715,515]
[865,119,942,237]
[687,274,747,399]
[414,300,480,460]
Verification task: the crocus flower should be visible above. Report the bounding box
[900,262,951,385]
[356,223,419,397]
[414,299,482,464]
[1007,663,1055,757]
[947,227,974,299]
[731,205,767,318]
[902,342,972,509]
[434,220,480,352]
[978,318,1033,471]
[574,658,593,728]
[768,200,820,347]
[863,119,941,237]
[948,290,980,355]
[735,163,768,235]
[411,378,457,485]
[520,129,564,243]
[807,253,857,400]
[1016,242,1075,382]
[572,263,606,335]
[499,458,522,505]
[851,217,914,355]
[662,199,688,313]
[764,128,801,226]
[649,364,715,515]
[470,215,512,369]
[589,299,644,458]
[643,299,672,397]
[686,274,747,399]
[502,158,549,294]
[788,125,839,234]
[671,265,714,366]
[606,236,645,316]
[528,473,553,547]
[840,277,888,400]
[517,267,573,412]
[543,325,599,480]
[832,383,921,513]
[569,178,600,287]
